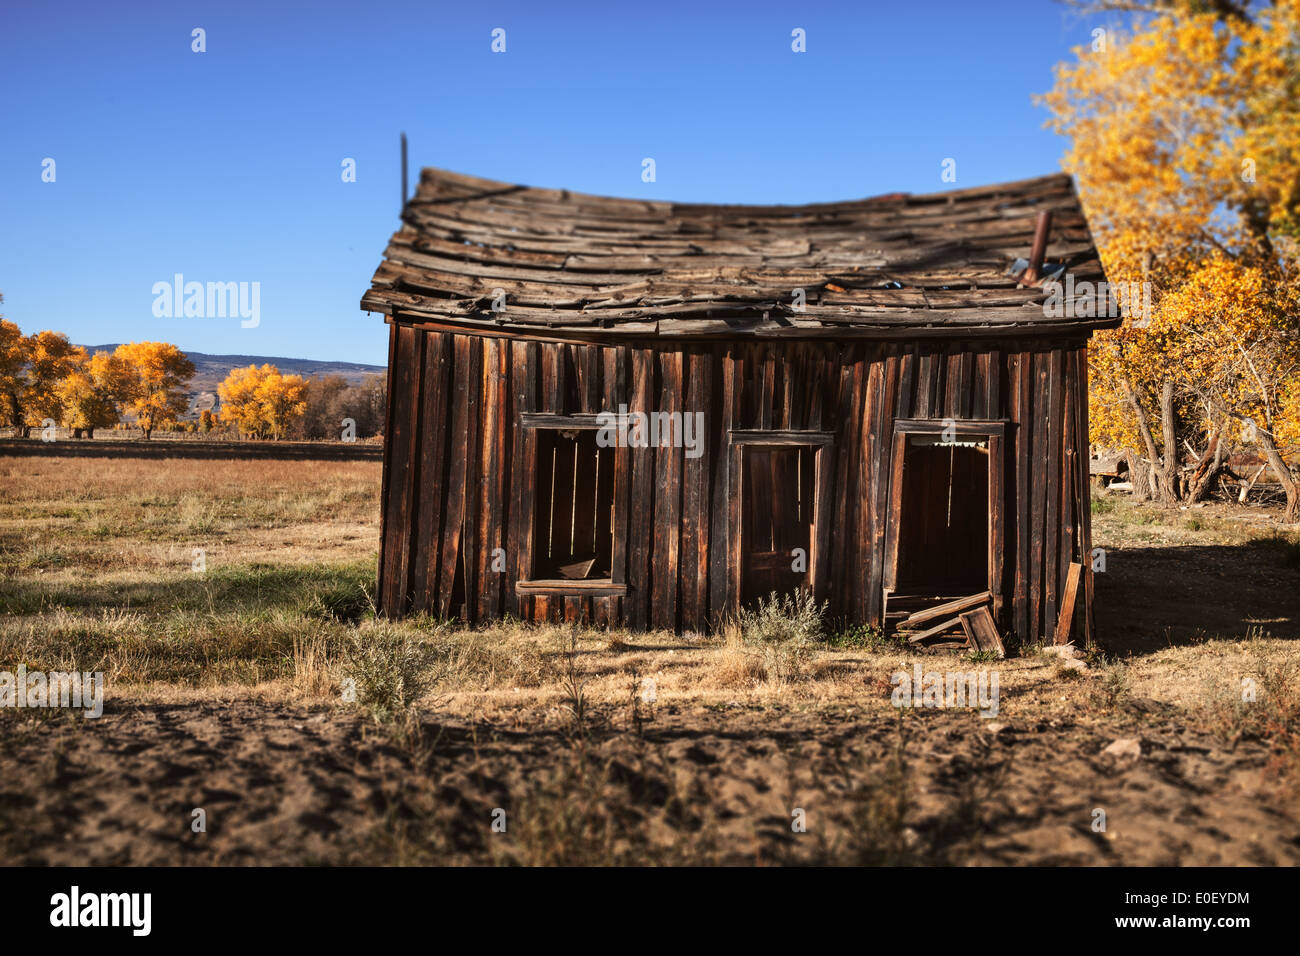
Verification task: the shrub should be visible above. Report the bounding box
[718,591,828,686]
[735,590,827,647]
[343,626,436,723]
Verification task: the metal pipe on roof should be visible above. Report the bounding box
[1022,209,1052,283]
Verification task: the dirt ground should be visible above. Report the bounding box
[0,454,1297,865]
[2,694,1294,866]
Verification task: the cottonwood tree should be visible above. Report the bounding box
[58,351,134,439]
[0,318,86,437]
[114,341,197,439]
[1041,0,1300,507]
[0,310,28,435]
[22,331,85,436]
[218,363,308,439]
[1162,259,1300,518]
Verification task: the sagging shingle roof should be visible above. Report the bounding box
[360,167,1116,339]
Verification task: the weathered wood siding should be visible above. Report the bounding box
[377,323,1095,646]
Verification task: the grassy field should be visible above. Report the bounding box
[1,453,1298,865]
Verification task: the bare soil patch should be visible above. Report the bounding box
[1,694,1293,866]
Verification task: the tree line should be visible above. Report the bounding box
[0,310,385,441]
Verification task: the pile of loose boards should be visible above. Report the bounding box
[887,591,1005,657]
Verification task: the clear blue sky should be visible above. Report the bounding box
[0,0,1114,366]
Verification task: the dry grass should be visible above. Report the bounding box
[0,455,378,587]
[2,454,1298,735]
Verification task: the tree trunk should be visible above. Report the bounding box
[1120,375,1177,504]
[1157,379,1180,504]
[1257,432,1299,523]
[1125,448,1153,501]
[1188,426,1227,503]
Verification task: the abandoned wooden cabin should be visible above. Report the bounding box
[361,167,1119,648]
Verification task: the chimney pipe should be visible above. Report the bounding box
[1021,209,1052,284]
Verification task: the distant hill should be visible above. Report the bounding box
[80,345,387,417]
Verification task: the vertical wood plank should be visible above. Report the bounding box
[376,324,399,612]
[411,332,450,614]
[709,344,735,624]
[1043,347,1064,633]
[1028,349,1050,642]
[915,349,934,419]
[829,348,860,618]
[955,347,974,419]
[882,431,908,593]
[1013,350,1031,644]
[856,356,882,620]
[988,433,1006,622]
[460,337,483,623]
[681,349,710,632]
[1058,349,1077,636]
[436,335,471,617]
[626,347,655,629]
[866,348,899,624]
[605,348,630,612]
[382,325,421,615]
[973,351,990,419]
[652,350,683,630]
[1077,341,1096,647]
[507,341,536,619]
[478,337,509,621]
[896,344,916,421]
[985,347,1002,418]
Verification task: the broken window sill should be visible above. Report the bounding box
[515,579,627,597]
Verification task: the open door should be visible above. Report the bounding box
[727,430,834,614]
[740,444,813,606]
[895,438,988,592]
[884,420,1005,617]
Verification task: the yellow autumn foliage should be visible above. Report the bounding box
[58,351,135,434]
[114,341,197,439]
[218,364,308,440]
[1040,1,1300,514]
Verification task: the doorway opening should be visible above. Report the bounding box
[740,444,814,607]
[894,434,989,594]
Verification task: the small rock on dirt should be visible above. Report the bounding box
[1101,737,1142,762]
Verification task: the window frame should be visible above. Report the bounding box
[515,412,627,597]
